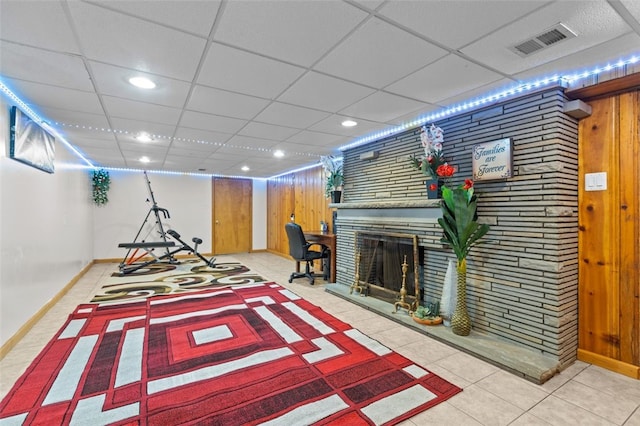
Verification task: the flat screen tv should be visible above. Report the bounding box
[9,106,56,173]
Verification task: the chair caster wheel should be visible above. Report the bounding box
[310,280,314,285]
[288,278,293,283]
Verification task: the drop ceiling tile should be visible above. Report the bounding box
[239,122,301,141]
[198,43,306,99]
[0,42,93,91]
[225,135,280,151]
[339,91,428,123]
[461,1,632,75]
[37,108,110,130]
[169,138,221,152]
[109,118,177,145]
[102,96,182,125]
[89,62,191,108]
[379,0,545,50]
[309,115,386,137]
[67,1,206,80]
[286,131,350,148]
[315,17,448,88]
[277,72,376,112]
[89,0,221,37]
[180,111,247,134]
[1,78,103,116]
[387,104,440,127]
[173,127,233,145]
[213,1,368,66]
[620,0,640,21]
[513,32,640,83]
[253,102,330,129]
[188,85,271,120]
[430,77,513,110]
[0,1,79,53]
[386,54,504,104]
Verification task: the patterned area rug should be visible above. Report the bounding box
[92,259,268,304]
[1,282,461,425]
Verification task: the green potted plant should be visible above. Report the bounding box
[411,300,442,325]
[438,179,490,336]
[321,155,344,203]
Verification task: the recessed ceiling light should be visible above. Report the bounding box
[128,76,156,89]
[135,132,153,142]
[241,165,250,171]
[139,156,150,163]
[274,150,284,158]
[341,119,358,127]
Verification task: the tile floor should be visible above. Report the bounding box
[1,252,639,425]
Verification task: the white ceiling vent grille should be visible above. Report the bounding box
[510,23,576,57]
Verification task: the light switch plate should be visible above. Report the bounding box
[585,172,607,191]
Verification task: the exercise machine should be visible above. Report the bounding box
[117,171,215,274]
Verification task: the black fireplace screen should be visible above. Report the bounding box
[354,231,422,303]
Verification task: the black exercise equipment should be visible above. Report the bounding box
[117,171,215,274]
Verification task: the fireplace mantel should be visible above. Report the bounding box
[330,199,440,209]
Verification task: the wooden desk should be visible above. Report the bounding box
[303,231,336,283]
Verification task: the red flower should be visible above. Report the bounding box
[436,163,455,178]
[429,183,438,191]
[463,179,474,190]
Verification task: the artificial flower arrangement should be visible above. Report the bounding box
[409,123,450,180]
[91,168,111,206]
[320,155,344,198]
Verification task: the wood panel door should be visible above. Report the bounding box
[213,177,252,254]
[578,90,640,379]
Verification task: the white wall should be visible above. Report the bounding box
[93,172,268,258]
[0,99,94,346]
[93,171,214,259]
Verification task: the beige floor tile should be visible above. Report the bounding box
[572,365,640,405]
[399,401,483,425]
[508,412,553,425]
[476,370,549,411]
[529,395,616,425]
[433,351,500,383]
[539,360,590,392]
[447,383,523,426]
[552,380,637,425]
[625,408,640,426]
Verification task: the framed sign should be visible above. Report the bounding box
[472,138,512,181]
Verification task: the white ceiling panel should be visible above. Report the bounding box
[102,96,182,125]
[198,43,306,99]
[386,54,505,104]
[339,91,428,123]
[213,1,368,66]
[239,122,301,141]
[253,102,331,129]
[278,72,376,112]
[179,110,247,135]
[379,0,547,49]
[461,1,632,75]
[89,62,191,108]
[0,0,638,177]
[315,17,448,88]
[90,0,222,37]
[0,1,79,53]
[67,1,206,80]
[188,85,271,120]
[0,42,92,91]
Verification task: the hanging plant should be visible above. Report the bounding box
[91,168,111,206]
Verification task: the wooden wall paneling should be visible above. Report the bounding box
[618,91,639,366]
[578,96,620,359]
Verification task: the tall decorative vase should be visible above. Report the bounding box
[426,178,440,199]
[440,259,457,327]
[451,258,472,336]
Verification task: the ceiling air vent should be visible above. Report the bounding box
[510,23,576,57]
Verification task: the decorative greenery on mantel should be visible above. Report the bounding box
[91,168,111,206]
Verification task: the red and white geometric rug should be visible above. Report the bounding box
[1,282,461,425]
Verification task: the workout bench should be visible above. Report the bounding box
[118,229,215,274]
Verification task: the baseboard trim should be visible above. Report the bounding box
[0,260,95,360]
[577,349,640,379]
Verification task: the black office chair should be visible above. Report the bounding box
[285,223,329,285]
